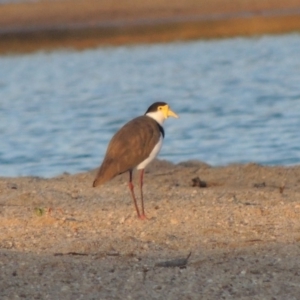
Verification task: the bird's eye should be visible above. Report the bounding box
[158,107,162,110]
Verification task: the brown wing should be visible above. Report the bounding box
[93,116,161,187]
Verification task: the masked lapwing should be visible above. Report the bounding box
[93,102,178,219]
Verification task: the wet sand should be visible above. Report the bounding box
[1,159,300,298]
[1,0,300,53]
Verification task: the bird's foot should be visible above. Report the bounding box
[138,214,148,220]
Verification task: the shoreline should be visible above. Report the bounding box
[1,0,300,53]
[1,159,299,180]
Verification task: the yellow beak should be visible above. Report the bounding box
[167,108,179,118]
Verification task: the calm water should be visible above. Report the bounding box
[1,34,300,177]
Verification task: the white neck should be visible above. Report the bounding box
[145,111,165,126]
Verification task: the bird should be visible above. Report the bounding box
[93,102,178,220]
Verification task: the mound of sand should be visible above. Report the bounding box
[1,0,300,53]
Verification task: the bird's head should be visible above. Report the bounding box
[145,102,178,125]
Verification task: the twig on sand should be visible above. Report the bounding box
[54,252,89,256]
[155,252,192,268]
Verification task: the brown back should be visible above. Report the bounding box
[93,116,162,187]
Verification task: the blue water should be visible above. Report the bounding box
[1,34,300,177]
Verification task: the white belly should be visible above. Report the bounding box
[137,135,163,170]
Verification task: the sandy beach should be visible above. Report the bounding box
[1,159,300,298]
[1,0,300,53]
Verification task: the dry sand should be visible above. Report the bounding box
[1,0,300,53]
[1,159,300,298]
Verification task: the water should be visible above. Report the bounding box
[1,33,300,177]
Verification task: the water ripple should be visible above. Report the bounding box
[1,34,300,177]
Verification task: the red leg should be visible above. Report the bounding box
[139,169,147,219]
[128,170,141,218]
